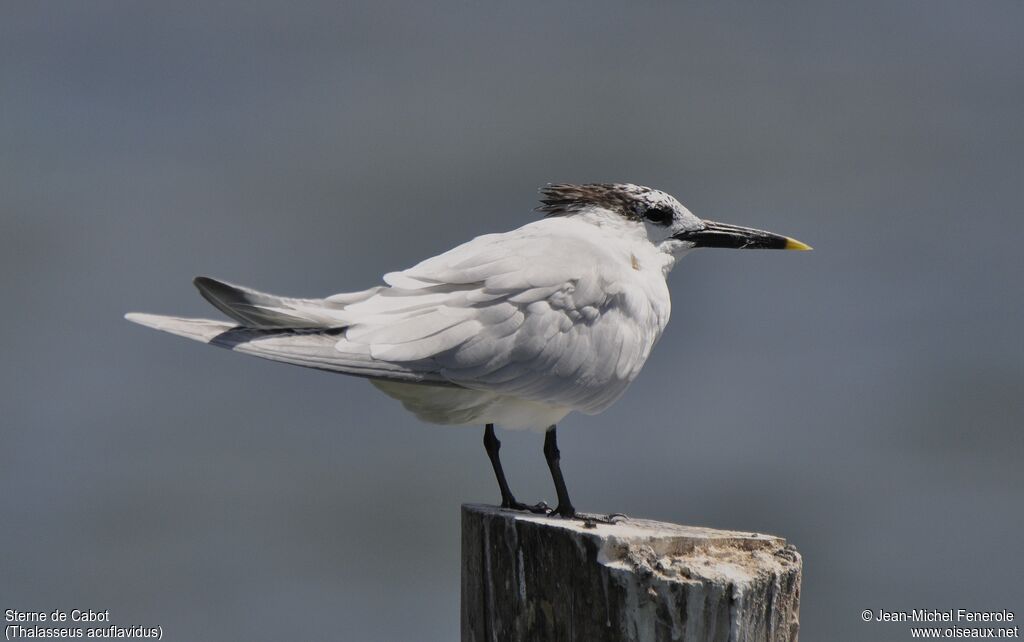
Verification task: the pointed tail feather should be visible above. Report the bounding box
[125,312,235,342]
[124,312,446,385]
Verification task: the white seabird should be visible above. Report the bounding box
[127,183,810,517]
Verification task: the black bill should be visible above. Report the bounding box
[674,220,811,250]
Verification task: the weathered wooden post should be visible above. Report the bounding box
[461,504,801,642]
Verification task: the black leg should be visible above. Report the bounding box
[543,425,576,518]
[483,425,551,514]
[484,424,527,510]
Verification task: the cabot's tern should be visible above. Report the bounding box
[127,183,810,518]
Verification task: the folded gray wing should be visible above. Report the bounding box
[129,219,667,412]
[336,221,666,413]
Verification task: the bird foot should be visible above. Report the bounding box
[499,501,627,526]
[550,504,577,519]
[501,499,552,515]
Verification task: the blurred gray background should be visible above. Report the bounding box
[3,2,1022,640]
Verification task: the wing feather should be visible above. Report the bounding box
[136,217,670,416]
[370,320,483,361]
[334,219,669,413]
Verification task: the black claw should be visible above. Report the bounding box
[526,501,551,514]
[552,504,577,519]
[501,500,552,515]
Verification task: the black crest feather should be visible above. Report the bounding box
[537,183,646,219]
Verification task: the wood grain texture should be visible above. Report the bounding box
[461,504,801,642]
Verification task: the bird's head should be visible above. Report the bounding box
[538,183,811,259]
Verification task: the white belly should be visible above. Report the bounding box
[371,380,573,432]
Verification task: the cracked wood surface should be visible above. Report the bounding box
[461,504,801,642]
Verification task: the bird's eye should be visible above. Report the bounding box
[644,207,673,226]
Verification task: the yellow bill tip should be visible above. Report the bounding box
[784,237,813,251]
